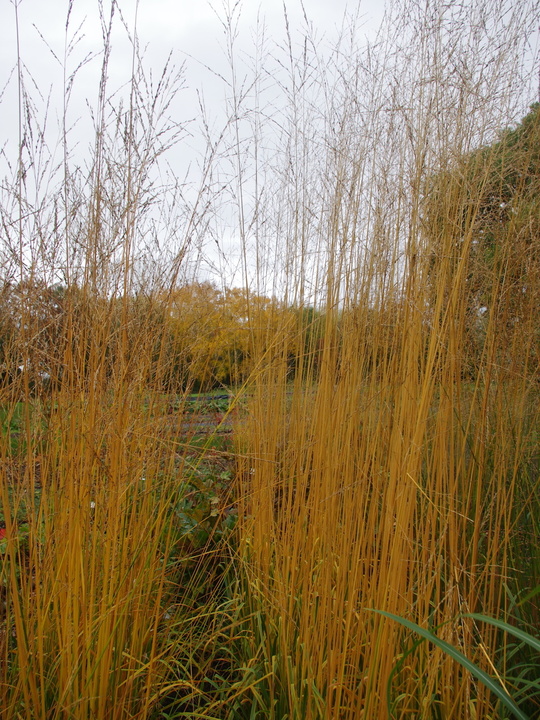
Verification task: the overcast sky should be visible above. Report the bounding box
[0,0,388,287]
[1,1,538,292]
[1,0,386,130]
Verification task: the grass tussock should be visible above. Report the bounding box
[1,0,539,718]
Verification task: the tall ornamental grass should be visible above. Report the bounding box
[0,3,234,718]
[233,0,540,717]
[0,0,539,718]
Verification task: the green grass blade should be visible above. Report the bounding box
[515,586,540,608]
[385,635,426,718]
[463,614,540,654]
[367,609,529,720]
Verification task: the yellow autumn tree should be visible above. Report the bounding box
[164,282,294,390]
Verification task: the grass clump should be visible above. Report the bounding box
[1,0,540,718]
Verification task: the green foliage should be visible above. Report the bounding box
[0,523,30,584]
[425,104,540,262]
[372,609,540,720]
[423,105,540,380]
[172,460,236,551]
[475,104,540,235]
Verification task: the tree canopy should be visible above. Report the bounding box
[422,104,540,376]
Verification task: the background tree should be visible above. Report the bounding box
[423,104,540,379]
